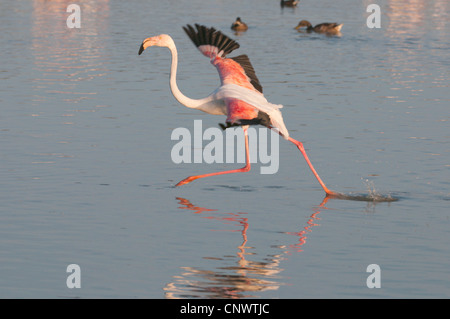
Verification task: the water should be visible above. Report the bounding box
[1,0,449,298]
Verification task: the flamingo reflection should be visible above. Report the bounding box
[284,196,330,253]
[164,196,331,299]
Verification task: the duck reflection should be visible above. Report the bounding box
[164,196,330,299]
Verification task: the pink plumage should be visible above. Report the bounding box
[138,24,337,196]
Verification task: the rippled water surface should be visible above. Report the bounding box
[1,0,449,298]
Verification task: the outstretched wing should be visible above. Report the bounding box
[182,24,239,58]
[182,24,262,93]
[182,24,288,138]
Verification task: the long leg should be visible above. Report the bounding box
[271,128,337,196]
[175,126,251,186]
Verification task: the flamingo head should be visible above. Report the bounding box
[138,34,175,55]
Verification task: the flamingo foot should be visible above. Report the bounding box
[324,189,346,199]
[325,190,340,197]
[175,176,199,187]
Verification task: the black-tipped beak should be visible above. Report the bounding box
[138,42,145,55]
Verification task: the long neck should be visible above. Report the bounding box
[168,45,201,108]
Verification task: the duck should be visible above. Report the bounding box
[231,17,248,32]
[295,20,343,34]
[281,0,299,7]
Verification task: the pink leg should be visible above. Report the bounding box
[175,126,251,186]
[273,128,337,196]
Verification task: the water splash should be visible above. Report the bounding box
[363,178,378,198]
[327,179,399,202]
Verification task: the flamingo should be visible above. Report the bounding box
[138,24,337,196]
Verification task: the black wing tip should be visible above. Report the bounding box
[182,24,240,57]
[230,54,263,93]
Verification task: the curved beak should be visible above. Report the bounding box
[138,37,153,55]
[138,42,145,55]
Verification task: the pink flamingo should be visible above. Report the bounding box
[138,24,337,196]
